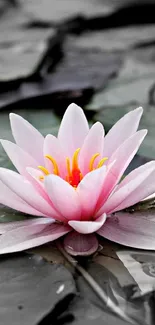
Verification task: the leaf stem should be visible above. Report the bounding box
[56,241,135,324]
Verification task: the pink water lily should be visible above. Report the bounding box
[0,103,155,256]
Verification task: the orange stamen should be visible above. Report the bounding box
[38,148,108,189]
[45,155,59,175]
[89,153,100,171]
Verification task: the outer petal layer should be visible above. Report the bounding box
[0,218,54,234]
[45,175,81,221]
[69,213,106,234]
[0,168,60,219]
[63,231,98,256]
[0,221,71,254]
[0,140,38,177]
[0,180,43,216]
[103,107,143,158]
[96,130,147,214]
[10,113,44,165]
[58,103,89,157]
[97,212,155,250]
[102,161,155,213]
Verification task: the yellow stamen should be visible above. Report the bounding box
[80,172,83,181]
[39,175,44,181]
[66,157,71,177]
[89,153,100,171]
[45,155,59,175]
[38,166,49,175]
[97,157,108,168]
[72,148,80,170]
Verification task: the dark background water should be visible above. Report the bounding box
[1,1,155,325]
[1,0,155,170]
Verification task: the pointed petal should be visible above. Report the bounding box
[102,161,155,213]
[69,213,106,234]
[58,103,89,157]
[0,140,38,177]
[10,113,44,164]
[0,222,71,254]
[103,107,143,158]
[96,130,147,213]
[0,180,43,216]
[45,175,81,221]
[0,218,53,234]
[26,167,65,222]
[44,135,66,178]
[79,122,105,175]
[0,168,60,219]
[63,231,98,256]
[97,212,155,250]
[77,166,106,220]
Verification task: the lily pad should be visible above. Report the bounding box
[0,253,76,325]
[57,261,146,325]
[86,46,155,160]
[0,6,55,81]
[71,25,155,51]
[0,205,28,223]
[21,0,113,23]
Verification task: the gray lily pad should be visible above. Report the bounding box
[0,253,76,325]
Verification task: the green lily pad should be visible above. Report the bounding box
[0,205,29,223]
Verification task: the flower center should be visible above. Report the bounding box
[38,148,107,188]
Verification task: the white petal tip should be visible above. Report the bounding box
[9,113,21,122]
[67,103,82,111]
[136,106,143,111]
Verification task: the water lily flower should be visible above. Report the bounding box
[0,103,155,256]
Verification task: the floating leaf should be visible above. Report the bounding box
[0,205,28,223]
[71,25,155,51]
[0,253,76,325]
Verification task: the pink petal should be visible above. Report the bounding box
[26,167,66,222]
[0,221,71,254]
[45,175,81,221]
[0,180,43,216]
[10,113,44,165]
[44,135,66,178]
[58,103,89,157]
[103,107,143,158]
[0,168,60,219]
[0,218,53,234]
[79,122,105,175]
[77,166,107,220]
[69,213,106,234]
[102,161,155,213]
[142,193,155,201]
[97,212,155,250]
[0,140,38,177]
[96,130,147,214]
[63,231,98,256]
